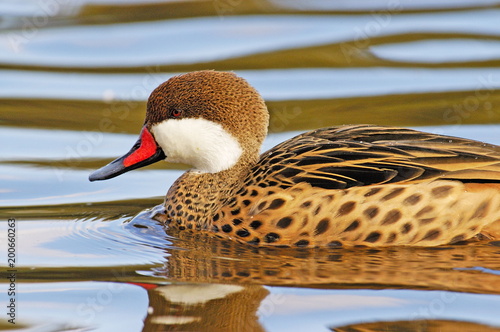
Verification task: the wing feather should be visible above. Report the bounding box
[251,125,500,190]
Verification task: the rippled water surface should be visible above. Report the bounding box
[1,1,500,331]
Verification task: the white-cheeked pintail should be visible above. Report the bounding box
[90,71,500,247]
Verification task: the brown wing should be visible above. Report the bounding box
[252,125,500,190]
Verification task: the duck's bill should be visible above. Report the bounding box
[89,126,165,181]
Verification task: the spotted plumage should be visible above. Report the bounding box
[207,125,500,247]
[90,71,500,247]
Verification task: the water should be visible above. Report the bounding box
[1,1,500,331]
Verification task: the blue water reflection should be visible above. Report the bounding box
[0,10,499,68]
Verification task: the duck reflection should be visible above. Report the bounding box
[128,209,500,294]
[127,210,500,331]
[141,283,268,332]
[331,319,500,332]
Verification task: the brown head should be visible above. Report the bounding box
[89,71,269,181]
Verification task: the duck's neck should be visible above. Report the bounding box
[163,158,253,230]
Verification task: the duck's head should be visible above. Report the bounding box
[89,71,269,181]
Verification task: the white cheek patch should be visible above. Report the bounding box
[151,118,243,173]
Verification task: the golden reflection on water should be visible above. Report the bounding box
[154,228,500,295]
[3,90,500,135]
[334,320,500,332]
[131,220,500,331]
[141,285,500,332]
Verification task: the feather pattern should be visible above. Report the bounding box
[207,125,500,247]
[253,125,500,190]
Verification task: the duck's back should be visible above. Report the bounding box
[216,125,500,247]
[257,125,500,188]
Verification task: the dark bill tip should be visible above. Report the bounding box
[88,126,166,181]
[89,148,166,181]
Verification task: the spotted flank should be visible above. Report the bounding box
[90,71,500,248]
[217,180,500,247]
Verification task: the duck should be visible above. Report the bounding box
[89,70,500,248]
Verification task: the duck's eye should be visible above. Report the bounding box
[171,109,182,118]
